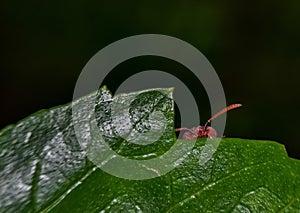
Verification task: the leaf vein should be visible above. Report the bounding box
[40,165,97,213]
[166,160,273,212]
[278,197,299,213]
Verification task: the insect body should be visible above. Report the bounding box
[175,104,242,139]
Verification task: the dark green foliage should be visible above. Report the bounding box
[1,88,299,212]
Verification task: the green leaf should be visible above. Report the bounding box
[1,87,300,212]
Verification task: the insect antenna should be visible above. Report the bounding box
[203,104,242,131]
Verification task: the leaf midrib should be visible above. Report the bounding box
[40,92,170,212]
[40,165,97,213]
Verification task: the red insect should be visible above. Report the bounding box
[175,104,242,139]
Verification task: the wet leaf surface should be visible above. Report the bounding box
[1,87,300,212]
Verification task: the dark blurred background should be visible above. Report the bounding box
[1,1,300,158]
